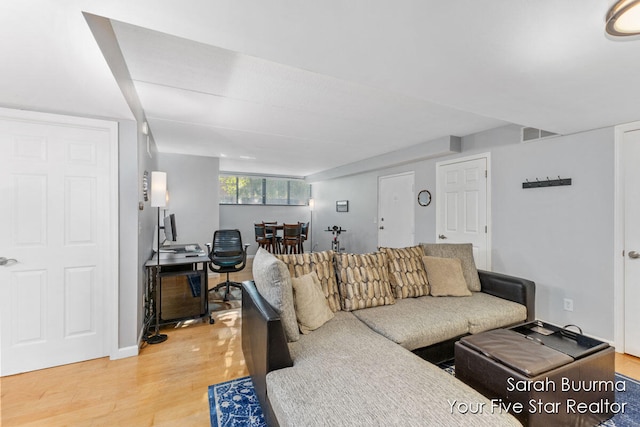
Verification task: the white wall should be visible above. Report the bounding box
[310,125,616,340]
[157,153,220,251]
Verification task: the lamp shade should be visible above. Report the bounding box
[150,171,167,207]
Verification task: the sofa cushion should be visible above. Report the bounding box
[335,252,395,311]
[379,246,429,298]
[267,311,520,427]
[352,298,469,350]
[291,272,334,334]
[415,292,527,334]
[276,250,341,312]
[422,243,482,291]
[422,255,472,297]
[252,248,299,342]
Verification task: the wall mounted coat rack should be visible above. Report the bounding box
[522,176,572,189]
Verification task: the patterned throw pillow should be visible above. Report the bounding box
[334,252,395,311]
[422,256,472,297]
[421,243,481,292]
[276,251,341,312]
[252,248,299,342]
[291,272,335,333]
[378,246,430,298]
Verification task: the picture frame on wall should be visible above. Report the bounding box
[336,200,349,212]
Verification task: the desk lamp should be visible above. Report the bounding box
[148,171,168,344]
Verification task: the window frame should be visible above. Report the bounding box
[219,174,310,206]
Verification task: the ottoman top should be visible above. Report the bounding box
[460,329,574,377]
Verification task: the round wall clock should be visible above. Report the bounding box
[417,190,432,206]
[142,171,149,202]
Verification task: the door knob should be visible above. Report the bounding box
[0,257,18,266]
[629,251,640,259]
[438,234,447,240]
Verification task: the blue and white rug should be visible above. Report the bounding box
[208,377,265,427]
[209,371,640,427]
[600,373,640,427]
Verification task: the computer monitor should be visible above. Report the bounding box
[163,214,177,242]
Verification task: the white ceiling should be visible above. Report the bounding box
[1,1,639,177]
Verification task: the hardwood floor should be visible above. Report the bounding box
[616,352,640,380]
[1,310,247,426]
[0,266,253,427]
[2,258,640,426]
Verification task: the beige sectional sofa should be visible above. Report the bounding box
[242,244,535,426]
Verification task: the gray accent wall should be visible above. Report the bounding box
[157,153,220,251]
[489,126,614,341]
[118,120,141,350]
[310,125,615,340]
[136,129,159,348]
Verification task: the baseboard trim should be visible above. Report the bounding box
[111,345,138,360]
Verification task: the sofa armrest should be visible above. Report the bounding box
[242,281,293,374]
[478,270,535,322]
[241,280,292,425]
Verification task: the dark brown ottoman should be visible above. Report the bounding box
[455,325,616,427]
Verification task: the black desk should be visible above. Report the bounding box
[144,245,210,330]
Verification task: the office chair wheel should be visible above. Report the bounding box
[209,316,215,325]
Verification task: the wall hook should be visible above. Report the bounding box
[522,175,572,189]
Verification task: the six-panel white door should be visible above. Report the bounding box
[436,156,489,270]
[0,110,116,376]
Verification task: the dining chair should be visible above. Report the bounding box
[299,221,309,253]
[282,223,302,254]
[254,223,274,252]
[263,221,282,253]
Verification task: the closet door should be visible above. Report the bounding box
[0,108,118,375]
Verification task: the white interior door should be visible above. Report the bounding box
[436,155,490,270]
[623,129,640,357]
[0,109,117,376]
[378,172,414,248]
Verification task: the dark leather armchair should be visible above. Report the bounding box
[208,229,249,301]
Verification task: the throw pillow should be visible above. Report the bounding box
[252,248,300,342]
[422,256,472,297]
[335,252,396,311]
[421,243,481,292]
[276,250,341,312]
[291,272,334,334]
[378,246,430,298]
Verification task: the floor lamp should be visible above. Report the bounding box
[309,198,314,253]
[148,171,168,344]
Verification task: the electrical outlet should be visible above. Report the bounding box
[563,298,574,312]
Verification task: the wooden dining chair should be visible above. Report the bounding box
[299,221,309,253]
[254,223,274,253]
[282,223,302,254]
[263,221,281,254]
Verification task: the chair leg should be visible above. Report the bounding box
[210,272,242,301]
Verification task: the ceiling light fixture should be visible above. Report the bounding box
[606,0,640,36]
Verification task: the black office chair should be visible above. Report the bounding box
[208,229,249,302]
